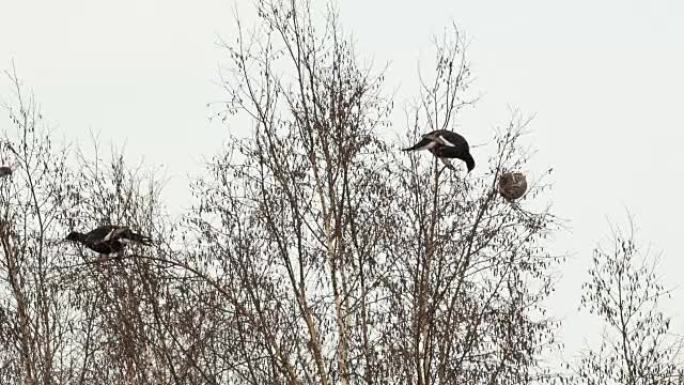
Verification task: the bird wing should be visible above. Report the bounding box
[426,130,467,149]
[119,228,153,245]
[403,137,437,152]
[438,135,456,147]
[103,226,127,241]
[86,225,118,241]
[435,133,457,147]
[93,238,124,254]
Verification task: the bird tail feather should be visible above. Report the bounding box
[133,233,153,246]
[123,229,153,245]
[403,138,434,152]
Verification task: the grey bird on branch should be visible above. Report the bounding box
[403,129,475,172]
[65,225,153,254]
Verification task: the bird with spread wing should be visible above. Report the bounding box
[403,130,475,172]
[65,225,153,254]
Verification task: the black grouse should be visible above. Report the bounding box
[403,129,475,172]
[0,166,12,177]
[65,225,153,254]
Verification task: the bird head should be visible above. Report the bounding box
[64,231,80,242]
[465,153,475,173]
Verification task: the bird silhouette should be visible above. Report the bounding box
[403,129,475,172]
[65,225,152,254]
[0,166,12,177]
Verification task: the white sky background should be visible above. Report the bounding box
[1,0,683,362]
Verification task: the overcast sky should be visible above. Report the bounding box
[1,0,683,360]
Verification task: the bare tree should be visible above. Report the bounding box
[53,144,172,384]
[565,220,684,385]
[381,31,558,384]
[0,1,564,384]
[183,1,561,384]
[0,67,73,385]
[0,70,181,385]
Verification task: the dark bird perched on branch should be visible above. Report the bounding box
[0,166,12,177]
[403,130,475,172]
[65,225,153,254]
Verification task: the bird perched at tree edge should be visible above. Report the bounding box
[65,225,153,254]
[403,129,475,172]
[0,166,12,177]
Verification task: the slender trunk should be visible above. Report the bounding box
[1,231,36,385]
